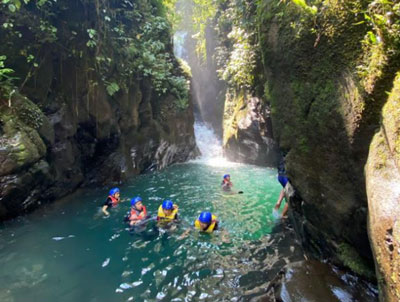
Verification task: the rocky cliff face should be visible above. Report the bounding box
[255,0,400,300]
[366,74,400,302]
[223,94,279,166]
[0,0,198,220]
[213,0,280,167]
[213,0,400,300]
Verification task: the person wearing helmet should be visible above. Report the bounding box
[157,199,179,222]
[102,187,121,216]
[127,196,148,226]
[221,174,233,192]
[178,211,228,241]
[195,212,218,233]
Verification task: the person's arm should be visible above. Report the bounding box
[129,212,140,225]
[102,205,110,216]
[221,229,230,243]
[178,228,191,240]
[129,216,140,226]
[102,198,112,216]
[130,220,139,226]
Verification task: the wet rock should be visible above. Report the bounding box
[223,95,279,166]
[0,102,46,177]
[0,85,197,220]
[366,74,400,302]
[251,0,395,286]
[264,260,378,302]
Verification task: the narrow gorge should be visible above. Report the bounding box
[0,0,399,301]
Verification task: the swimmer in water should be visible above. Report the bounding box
[179,212,229,242]
[126,196,148,226]
[157,200,179,222]
[221,174,233,192]
[102,187,121,216]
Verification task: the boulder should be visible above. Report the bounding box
[223,95,279,166]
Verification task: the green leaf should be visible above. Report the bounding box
[0,68,14,74]
[106,82,120,96]
[8,3,16,12]
[367,31,377,44]
[353,20,365,26]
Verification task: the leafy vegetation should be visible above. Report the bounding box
[214,0,258,90]
[0,0,190,110]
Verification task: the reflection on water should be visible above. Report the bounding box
[0,162,286,302]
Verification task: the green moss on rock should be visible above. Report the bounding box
[337,242,376,280]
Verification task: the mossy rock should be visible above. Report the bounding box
[0,96,47,176]
[337,242,376,280]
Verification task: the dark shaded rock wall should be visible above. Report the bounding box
[0,1,198,220]
[254,1,400,295]
[257,0,373,274]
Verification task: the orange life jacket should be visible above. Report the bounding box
[108,195,119,207]
[129,206,147,221]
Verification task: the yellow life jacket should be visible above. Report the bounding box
[157,205,178,221]
[194,215,217,233]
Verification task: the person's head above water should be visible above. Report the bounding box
[223,174,230,181]
[131,196,143,210]
[162,199,174,215]
[109,187,120,198]
[198,211,212,229]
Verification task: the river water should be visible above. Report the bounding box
[0,124,378,302]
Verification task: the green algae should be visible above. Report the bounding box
[337,242,376,280]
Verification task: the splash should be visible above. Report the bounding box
[192,122,239,167]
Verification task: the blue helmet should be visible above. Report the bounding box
[162,200,174,210]
[109,187,120,196]
[131,196,142,206]
[223,174,230,179]
[198,212,212,224]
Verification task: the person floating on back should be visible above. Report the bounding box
[221,174,233,192]
[127,196,147,226]
[102,187,121,216]
[157,199,179,222]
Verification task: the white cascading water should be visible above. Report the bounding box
[193,122,237,167]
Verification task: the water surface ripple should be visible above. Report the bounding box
[0,162,287,302]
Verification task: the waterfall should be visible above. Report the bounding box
[193,122,238,167]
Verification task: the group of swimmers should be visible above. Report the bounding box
[101,175,235,236]
[101,172,289,239]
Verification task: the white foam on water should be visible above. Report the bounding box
[102,258,110,267]
[192,122,241,168]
